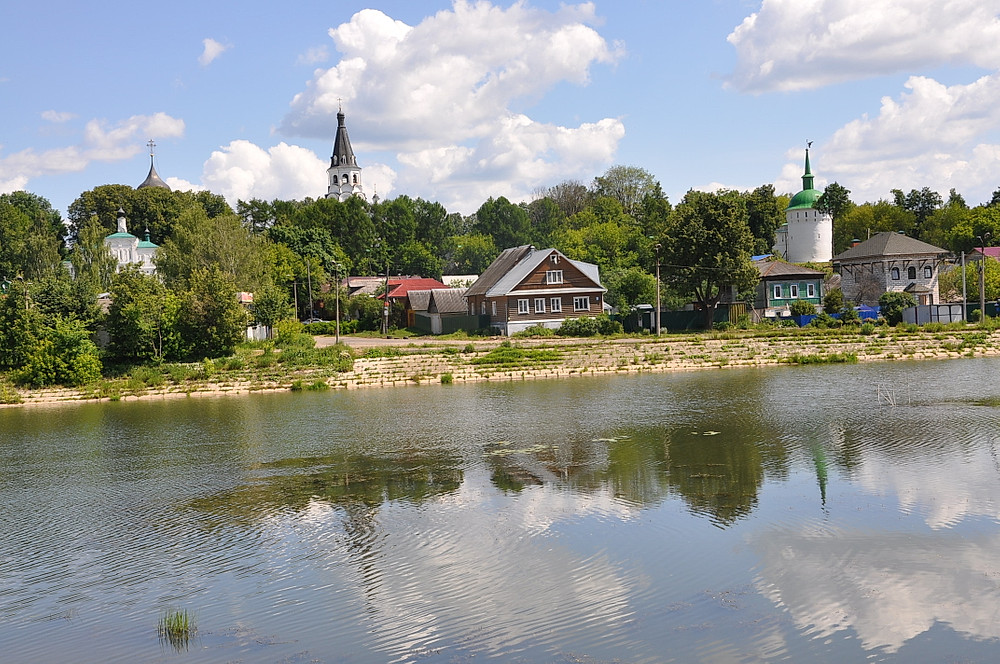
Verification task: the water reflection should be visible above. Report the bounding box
[5,361,1000,661]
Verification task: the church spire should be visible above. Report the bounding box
[802,141,814,192]
[325,102,364,201]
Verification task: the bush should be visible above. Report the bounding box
[823,288,844,314]
[808,312,841,328]
[879,291,916,326]
[789,299,817,316]
[556,314,622,337]
[840,305,861,325]
[513,324,554,338]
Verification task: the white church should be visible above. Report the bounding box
[773,147,833,264]
[325,106,365,201]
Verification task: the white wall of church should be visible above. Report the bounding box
[782,209,832,263]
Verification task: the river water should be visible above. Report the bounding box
[3,358,1000,663]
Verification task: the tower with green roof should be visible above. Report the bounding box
[104,208,158,275]
[773,146,832,263]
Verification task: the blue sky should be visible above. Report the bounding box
[3,0,1000,217]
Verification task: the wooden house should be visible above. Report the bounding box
[464,245,605,335]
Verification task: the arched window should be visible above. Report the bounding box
[924,266,932,278]
[891,267,900,280]
[353,174,358,184]
[342,174,349,184]
[907,266,916,280]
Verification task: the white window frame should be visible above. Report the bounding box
[534,298,545,313]
[773,284,782,299]
[573,296,589,311]
[807,283,815,298]
[890,267,900,280]
[549,254,560,265]
[491,301,497,316]
[790,284,799,298]
[546,270,564,285]
[481,301,486,315]
[518,299,530,314]
[924,266,932,279]
[550,297,562,313]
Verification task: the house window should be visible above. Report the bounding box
[491,301,496,317]
[550,254,559,265]
[891,267,900,280]
[481,301,486,315]
[773,284,782,299]
[907,266,916,280]
[546,270,563,284]
[807,283,815,297]
[534,298,545,313]
[573,296,589,311]
[550,297,562,312]
[924,266,932,278]
[518,299,530,314]
[790,284,799,298]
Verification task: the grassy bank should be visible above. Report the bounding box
[4,324,1000,407]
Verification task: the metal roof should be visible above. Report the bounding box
[331,110,358,167]
[755,260,825,279]
[832,232,947,263]
[429,288,467,314]
[464,245,533,297]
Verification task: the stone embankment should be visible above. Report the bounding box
[7,328,1000,407]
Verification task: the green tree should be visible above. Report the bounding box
[397,240,445,279]
[891,187,942,238]
[0,193,63,281]
[107,265,182,362]
[834,201,915,254]
[744,184,784,255]
[71,214,117,294]
[878,291,916,326]
[823,288,845,314]
[592,165,661,220]
[603,266,657,310]
[473,196,532,249]
[662,190,758,328]
[815,182,854,223]
[0,279,44,371]
[251,283,293,332]
[157,208,270,292]
[15,317,102,387]
[543,180,591,217]
[177,267,249,358]
[447,234,497,274]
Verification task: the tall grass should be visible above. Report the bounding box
[158,608,195,650]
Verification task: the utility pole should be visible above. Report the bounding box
[306,259,314,321]
[333,262,341,344]
[654,243,662,336]
[979,232,991,323]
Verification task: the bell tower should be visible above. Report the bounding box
[325,102,364,201]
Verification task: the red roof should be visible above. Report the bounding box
[382,278,449,300]
[973,247,1000,260]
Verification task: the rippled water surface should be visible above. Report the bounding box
[4,358,1000,662]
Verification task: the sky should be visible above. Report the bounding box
[4,0,1000,219]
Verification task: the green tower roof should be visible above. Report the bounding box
[786,147,823,211]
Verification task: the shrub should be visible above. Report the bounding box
[789,299,817,316]
[823,288,844,314]
[513,324,554,338]
[879,291,916,326]
[808,312,841,328]
[840,305,861,325]
[440,372,454,384]
[557,314,622,337]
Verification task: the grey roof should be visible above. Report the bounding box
[137,160,171,190]
[465,245,533,296]
[486,248,603,297]
[331,110,358,168]
[755,260,825,280]
[408,289,432,312]
[833,232,946,263]
[429,288,467,314]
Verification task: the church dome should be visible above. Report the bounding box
[137,140,171,191]
[787,187,822,210]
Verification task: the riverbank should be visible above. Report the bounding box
[5,326,1000,407]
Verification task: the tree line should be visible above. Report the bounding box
[4,167,1000,384]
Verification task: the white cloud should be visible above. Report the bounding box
[199,38,229,67]
[0,113,184,191]
[278,1,624,213]
[727,0,1000,93]
[200,140,329,204]
[41,110,75,123]
[773,73,1000,204]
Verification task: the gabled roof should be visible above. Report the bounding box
[385,278,448,300]
[833,232,947,263]
[755,259,825,280]
[408,289,432,312]
[429,288,467,314]
[486,248,603,297]
[465,245,533,297]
